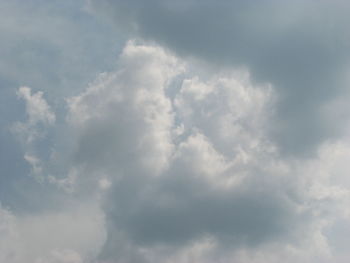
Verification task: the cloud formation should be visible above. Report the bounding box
[2,39,350,263]
[60,41,350,262]
[2,1,350,263]
[13,87,55,143]
[87,0,350,155]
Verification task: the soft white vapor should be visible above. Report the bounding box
[5,41,350,263]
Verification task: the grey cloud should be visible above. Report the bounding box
[4,2,350,260]
[103,167,299,248]
[5,39,348,262]
[66,42,325,262]
[0,202,106,263]
[88,0,350,155]
[99,161,305,262]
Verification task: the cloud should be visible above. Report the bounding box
[35,249,83,263]
[4,12,350,261]
[10,87,56,183]
[60,41,350,262]
[66,40,184,179]
[12,86,55,144]
[0,204,23,263]
[16,87,55,125]
[0,202,106,263]
[87,0,350,155]
[24,154,43,176]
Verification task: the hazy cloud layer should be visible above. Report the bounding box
[0,202,105,263]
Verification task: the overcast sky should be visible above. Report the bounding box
[1,0,350,262]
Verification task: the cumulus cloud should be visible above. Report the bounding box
[4,3,350,261]
[66,41,183,180]
[87,0,350,155]
[58,41,350,262]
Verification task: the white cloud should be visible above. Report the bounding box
[88,0,350,155]
[62,41,341,262]
[0,202,106,263]
[66,40,184,179]
[0,205,24,263]
[17,86,55,126]
[11,86,56,181]
[13,86,55,142]
[35,249,83,263]
[7,40,350,263]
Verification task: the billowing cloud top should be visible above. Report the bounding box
[88,0,350,155]
[1,1,350,263]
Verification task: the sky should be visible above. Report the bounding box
[1,0,350,262]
